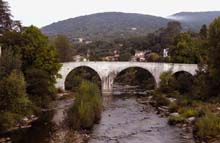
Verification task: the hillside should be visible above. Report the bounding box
[41,11,220,41]
[169,11,220,31]
[41,12,171,41]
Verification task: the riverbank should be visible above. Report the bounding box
[151,92,220,143]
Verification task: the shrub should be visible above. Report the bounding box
[179,108,199,118]
[169,102,179,113]
[67,80,102,130]
[194,113,220,139]
[0,112,20,131]
[152,92,170,107]
[168,115,185,125]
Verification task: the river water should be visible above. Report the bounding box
[89,94,194,143]
[0,88,195,143]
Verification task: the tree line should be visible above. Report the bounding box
[0,0,61,131]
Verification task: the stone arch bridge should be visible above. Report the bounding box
[56,62,198,94]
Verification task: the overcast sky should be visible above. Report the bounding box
[8,0,220,28]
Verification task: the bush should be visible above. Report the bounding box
[152,92,170,107]
[0,112,20,131]
[179,108,199,118]
[168,115,185,125]
[169,102,179,113]
[67,80,102,130]
[194,113,220,139]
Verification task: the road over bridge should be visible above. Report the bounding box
[56,62,198,94]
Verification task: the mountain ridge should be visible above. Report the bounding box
[41,11,220,41]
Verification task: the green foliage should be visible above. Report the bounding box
[195,113,220,139]
[207,17,220,97]
[0,0,12,34]
[67,81,102,130]
[158,70,176,94]
[0,71,32,131]
[25,68,55,108]
[178,108,199,118]
[0,49,21,80]
[22,26,61,79]
[152,92,170,107]
[53,35,73,62]
[168,115,185,125]
[147,52,161,62]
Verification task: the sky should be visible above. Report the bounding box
[8,0,220,28]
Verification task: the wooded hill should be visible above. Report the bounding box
[41,11,220,41]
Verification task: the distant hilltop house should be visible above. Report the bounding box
[102,50,120,61]
[131,50,150,62]
[73,55,88,62]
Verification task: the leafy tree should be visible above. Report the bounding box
[207,17,220,97]
[53,35,73,62]
[169,33,197,63]
[0,49,21,80]
[25,68,54,108]
[0,0,12,34]
[0,71,32,130]
[200,24,208,39]
[21,26,61,94]
[0,31,25,53]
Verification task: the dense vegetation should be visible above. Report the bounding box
[67,81,102,130]
[42,11,220,41]
[152,18,220,141]
[0,0,61,131]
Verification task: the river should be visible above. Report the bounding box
[89,94,194,143]
[0,88,195,143]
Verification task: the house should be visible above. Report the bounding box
[102,50,120,61]
[131,50,148,62]
[73,55,88,62]
[163,48,169,57]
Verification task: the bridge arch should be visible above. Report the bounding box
[64,66,102,91]
[172,71,194,94]
[113,66,157,90]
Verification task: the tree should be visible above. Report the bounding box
[207,17,220,97]
[0,0,12,34]
[200,24,208,39]
[0,49,21,80]
[25,68,53,108]
[0,71,32,130]
[21,26,61,91]
[0,31,25,54]
[169,33,198,63]
[53,35,73,62]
